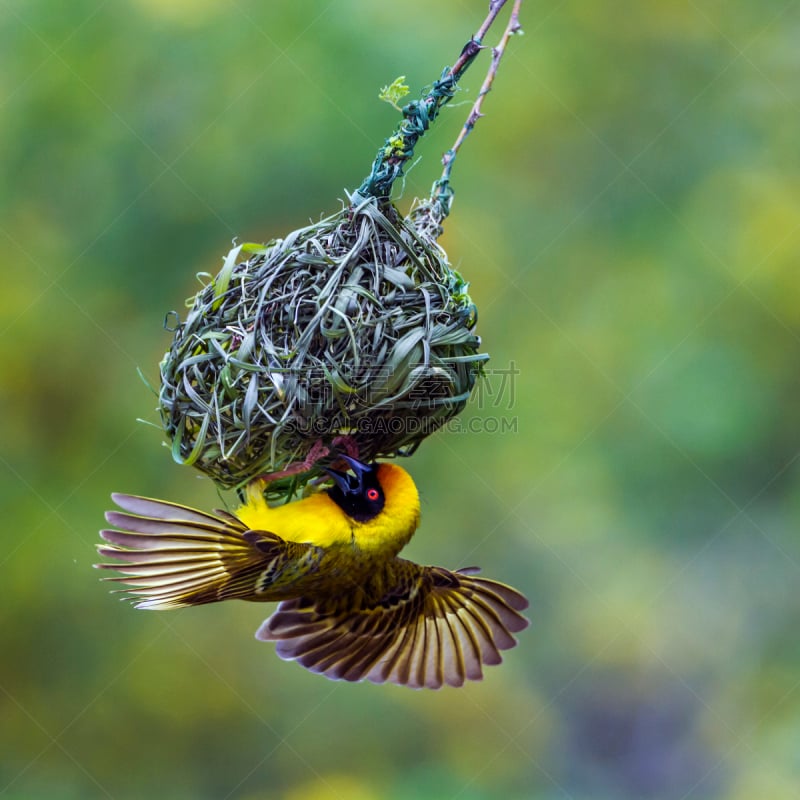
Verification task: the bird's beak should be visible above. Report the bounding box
[323,455,373,494]
[338,455,373,481]
[323,466,352,494]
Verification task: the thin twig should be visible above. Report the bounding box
[431,0,523,220]
[451,0,510,75]
[358,0,513,201]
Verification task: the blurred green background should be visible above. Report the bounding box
[3,1,800,798]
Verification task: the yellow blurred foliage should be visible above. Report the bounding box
[281,774,379,800]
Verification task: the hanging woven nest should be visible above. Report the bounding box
[159,195,485,492]
[154,2,522,498]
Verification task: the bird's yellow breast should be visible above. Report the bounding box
[234,463,421,556]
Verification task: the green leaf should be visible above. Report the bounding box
[212,243,243,311]
[378,75,410,111]
[240,242,267,254]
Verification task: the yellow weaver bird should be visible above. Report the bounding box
[96,457,528,689]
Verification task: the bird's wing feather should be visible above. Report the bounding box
[257,560,529,689]
[96,494,316,609]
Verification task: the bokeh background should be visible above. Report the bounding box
[3,1,800,798]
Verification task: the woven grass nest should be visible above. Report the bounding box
[158,193,487,493]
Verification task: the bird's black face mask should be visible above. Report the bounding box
[325,456,386,522]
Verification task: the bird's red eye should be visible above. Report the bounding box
[366,488,380,502]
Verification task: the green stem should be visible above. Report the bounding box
[357,0,511,202]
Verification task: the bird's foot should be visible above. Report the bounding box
[254,439,332,486]
[330,435,360,468]
[253,436,362,488]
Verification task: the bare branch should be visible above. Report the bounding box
[431,0,523,221]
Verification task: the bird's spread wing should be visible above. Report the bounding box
[96,493,316,609]
[257,560,529,689]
